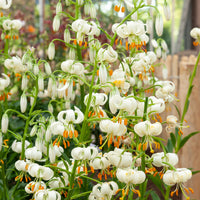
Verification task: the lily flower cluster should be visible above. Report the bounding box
[0,1,196,200]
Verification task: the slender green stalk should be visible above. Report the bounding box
[79,61,98,142]
[164,186,171,200]
[66,160,78,200]
[140,97,148,199]
[21,81,38,160]
[4,38,9,74]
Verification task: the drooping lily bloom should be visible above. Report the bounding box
[89,181,118,200]
[151,152,178,167]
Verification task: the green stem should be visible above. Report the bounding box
[79,60,98,142]
[21,82,38,160]
[140,97,148,200]
[164,186,171,200]
[4,38,9,74]
[176,51,200,152]
[66,160,78,200]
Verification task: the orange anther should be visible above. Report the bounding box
[124,118,128,126]
[90,166,94,173]
[115,38,118,45]
[74,130,78,138]
[79,41,82,46]
[189,187,194,194]
[84,41,88,47]
[121,6,125,12]
[69,130,73,138]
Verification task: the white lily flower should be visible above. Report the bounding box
[190,27,200,42]
[11,19,23,30]
[25,181,46,194]
[151,152,178,167]
[71,146,98,160]
[134,120,162,137]
[4,56,27,73]
[49,177,68,188]
[0,73,10,91]
[107,148,132,168]
[28,163,54,180]
[98,46,118,63]
[90,153,110,170]
[1,113,9,133]
[57,107,84,124]
[155,15,163,36]
[2,19,12,30]
[48,42,55,60]
[25,147,42,161]
[15,160,30,172]
[100,120,127,137]
[90,181,118,200]
[12,140,30,153]
[50,121,65,136]
[34,189,61,200]
[163,168,193,198]
[84,92,108,108]
[61,60,84,75]
[72,19,90,41]
[155,81,175,102]
[116,168,146,185]
[0,0,12,9]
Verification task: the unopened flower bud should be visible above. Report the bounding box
[21,75,28,90]
[48,42,55,60]
[84,3,90,15]
[89,4,96,19]
[163,3,171,21]
[155,15,163,36]
[20,94,27,113]
[56,2,62,15]
[44,62,52,75]
[69,48,76,59]
[30,125,37,137]
[1,113,9,133]
[38,75,44,91]
[151,39,158,48]
[53,15,60,32]
[33,64,39,75]
[45,127,52,142]
[64,29,71,43]
[30,97,34,106]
